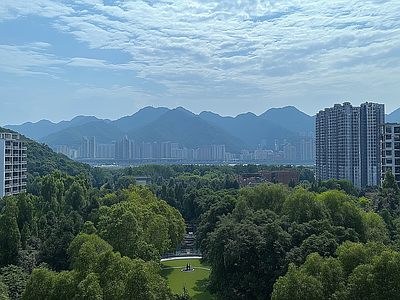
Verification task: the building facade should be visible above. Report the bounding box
[0,133,27,198]
[381,123,400,187]
[316,102,384,188]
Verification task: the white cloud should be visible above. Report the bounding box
[0,44,66,76]
[1,0,400,117]
[0,0,74,20]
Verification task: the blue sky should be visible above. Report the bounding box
[1,0,400,125]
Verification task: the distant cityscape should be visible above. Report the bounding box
[54,134,316,163]
[2,102,400,200]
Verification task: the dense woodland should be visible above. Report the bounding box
[1,131,400,299]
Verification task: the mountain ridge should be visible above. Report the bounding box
[9,105,399,155]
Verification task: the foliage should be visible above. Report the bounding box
[97,186,185,260]
[0,198,21,268]
[203,185,389,300]
[23,234,174,300]
[0,265,28,300]
[309,178,359,197]
[382,168,400,193]
[0,278,9,300]
[272,242,400,300]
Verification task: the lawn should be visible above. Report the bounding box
[161,258,217,300]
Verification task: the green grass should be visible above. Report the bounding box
[161,259,217,300]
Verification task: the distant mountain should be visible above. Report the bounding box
[386,108,400,123]
[111,106,170,132]
[128,108,251,153]
[4,105,325,153]
[199,109,304,148]
[39,121,125,148]
[259,106,315,133]
[5,115,103,141]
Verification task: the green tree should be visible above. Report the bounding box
[271,263,323,300]
[0,278,9,300]
[116,176,136,190]
[239,183,288,213]
[0,198,21,267]
[65,181,86,213]
[382,168,400,193]
[283,188,326,224]
[23,233,174,300]
[205,209,290,300]
[0,265,28,300]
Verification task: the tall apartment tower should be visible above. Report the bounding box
[0,133,27,198]
[381,123,400,187]
[316,102,384,188]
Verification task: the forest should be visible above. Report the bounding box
[1,135,400,299]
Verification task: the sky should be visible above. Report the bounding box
[1,0,400,125]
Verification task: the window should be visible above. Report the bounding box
[386,142,392,148]
[395,127,400,133]
[387,126,392,133]
[386,150,392,156]
[396,151,400,158]
[396,167,400,174]
[396,159,400,166]
[387,159,393,164]
[386,134,392,140]
[382,158,386,165]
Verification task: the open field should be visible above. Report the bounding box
[161,259,217,300]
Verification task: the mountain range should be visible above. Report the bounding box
[5,106,400,154]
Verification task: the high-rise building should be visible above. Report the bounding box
[316,102,384,187]
[0,133,27,198]
[79,136,89,158]
[381,123,400,187]
[283,143,296,160]
[300,139,315,161]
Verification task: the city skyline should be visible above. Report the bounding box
[1,0,400,125]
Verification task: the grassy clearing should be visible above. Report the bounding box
[161,259,217,300]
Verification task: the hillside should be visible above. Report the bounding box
[0,126,91,178]
[39,121,126,148]
[5,115,103,141]
[258,106,315,133]
[199,110,303,148]
[111,106,170,132]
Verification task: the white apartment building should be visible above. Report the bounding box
[0,133,27,198]
[381,123,400,187]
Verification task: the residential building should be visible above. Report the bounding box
[381,123,400,187]
[300,139,315,161]
[0,133,27,198]
[283,143,296,160]
[316,102,384,187]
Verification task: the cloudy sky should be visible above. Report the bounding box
[1,0,400,125]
